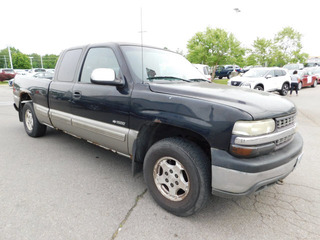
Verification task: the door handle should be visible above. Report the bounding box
[73,91,82,99]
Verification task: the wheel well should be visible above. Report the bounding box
[133,123,211,165]
[18,93,32,121]
[254,84,264,90]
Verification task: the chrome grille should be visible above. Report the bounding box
[276,114,296,129]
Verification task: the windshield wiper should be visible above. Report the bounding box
[147,76,191,82]
[189,78,211,82]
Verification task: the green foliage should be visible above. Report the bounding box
[187,26,308,70]
[12,52,31,69]
[251,38,272,66]
[0,47,59,70]
[42,54,59,69]
[187,28,244,66]
[187,27,246,80]
[274,27,304,63]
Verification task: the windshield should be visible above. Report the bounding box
[121,46,206,83]
[283,64,299,70]
[243,68,269,78]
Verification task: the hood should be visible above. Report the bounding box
[231,76,264,83]
[148,82,296,120]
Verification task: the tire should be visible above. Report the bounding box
[312,80,317,88]
[218,76,222,79]
[298,82,302,90]
[280,83,289,96]
[143,138,210,217]
[22,102,47,137]
[254,85,263,91]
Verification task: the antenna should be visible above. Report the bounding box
[139,8,147,83]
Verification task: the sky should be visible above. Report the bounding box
[2,0,320,57]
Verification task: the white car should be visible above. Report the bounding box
[227,67,291,96]
[193,64,212,81]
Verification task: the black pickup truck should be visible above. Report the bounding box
[13,42,303,216]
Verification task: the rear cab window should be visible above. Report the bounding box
[57,49,82,82]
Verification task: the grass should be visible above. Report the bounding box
[212,79,228,85]
[0,81,8,85]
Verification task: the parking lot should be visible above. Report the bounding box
[0,84,319,240]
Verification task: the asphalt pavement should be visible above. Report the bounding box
[0,84,319,240]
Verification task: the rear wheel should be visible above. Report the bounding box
[298,82,302,90]
[143,138,210,217]
[312,80,317,88]
[280,83,289,96]
[22,103,47,137]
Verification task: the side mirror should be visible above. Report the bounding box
[91,68,124,86]
[266,74,272,79]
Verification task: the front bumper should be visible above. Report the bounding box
[211,133,303,197]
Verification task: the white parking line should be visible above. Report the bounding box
[0,102,13,106]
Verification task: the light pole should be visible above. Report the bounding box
[40,55,43,68]
[29,57,33,69]
[7,46,13,69]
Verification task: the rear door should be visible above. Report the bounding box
[274,69,286,90]
[49,48,83,131]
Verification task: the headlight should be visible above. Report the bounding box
[232,119,275,136]
[240,82,251,88]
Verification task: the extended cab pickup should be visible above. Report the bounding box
[13,43,303,216]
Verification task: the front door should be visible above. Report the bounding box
[70,47,131,155]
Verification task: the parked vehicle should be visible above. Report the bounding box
[193,64,212,81]
[32,72,54,80]
[28,68,46,74]
[228,67,291,96]
[0,68,16,82]
[283,63,304,74]
[295,70,318,89]
[13,42,303,216]
[308,67,320,84]
[215,65,241,79]
[242,65,262,73]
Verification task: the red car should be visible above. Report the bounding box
[0,69,16,82]
[305,67,320,84]
[296,70,318,89]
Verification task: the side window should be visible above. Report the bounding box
[275,70,282,77]
[80,47,122,83]
[268,70,275,77]
[57,49,82,82]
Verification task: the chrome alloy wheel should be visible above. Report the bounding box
[25,109,34,131]
[153,157,190,201]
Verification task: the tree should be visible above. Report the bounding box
[251,38,273,66]
[0,47,20,68]
[28,53,42,68]
[12,52,31,69]
[273,27,308,65]
[42,54,59,69]
[187,27,245,80]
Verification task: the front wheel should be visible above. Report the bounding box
[280,83,289,96]
[298,82,302,90]
[22,102,47,137]
[254,85,263,91]
[312,80,317,88]
[143,138,210,217]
